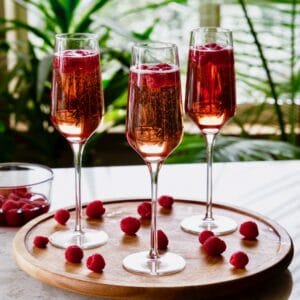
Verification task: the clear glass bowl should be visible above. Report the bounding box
[0,162,53,226]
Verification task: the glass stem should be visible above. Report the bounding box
[203,132,217,222]
[70,142,85,233]
[147,161,162,260]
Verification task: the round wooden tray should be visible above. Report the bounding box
[13,199,293,299]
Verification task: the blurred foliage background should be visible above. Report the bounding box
[0,0,299,167]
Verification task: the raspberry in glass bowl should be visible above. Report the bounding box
[0,162,53,226]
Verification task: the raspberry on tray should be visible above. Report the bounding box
[86,200,106,219]
[158,195,174,209]
[86,253,106,273]
[65,245,84,263]
[157,229,168,250]
[54,209,70,225]
[120,216,140,235]
[239,221,259,240]
[137,201,151,219]
[33,236,49,248]
[198,230,214,245]
[202,236,226,256]
[230,251,249,269]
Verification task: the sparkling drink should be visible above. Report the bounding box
[49,33,108,249]
[185,43,236,131]
[181,28,237,236]
[123,43,185,276]
[51,50,104,143]
[126,63,183,161]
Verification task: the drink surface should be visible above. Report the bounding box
[185,43,236,132]
[126,63,183,162]
[51,50,104,143]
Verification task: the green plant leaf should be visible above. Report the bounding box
[73,0,110,33]
[20,0,57,31]
[0,40,9,51]
[103,68,129,108]
[104,48,131,67]
[132,18,160,40]
[0,18,53,47]
[59,0,80,26]
[167,135,300,164]
[48,0,68,32]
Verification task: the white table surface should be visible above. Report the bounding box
[1,161,299,299]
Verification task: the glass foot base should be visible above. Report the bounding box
[122,251,186,275]
[181,214,237,235]
[49,228,108,249]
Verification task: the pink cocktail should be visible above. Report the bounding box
[51,50,103,142]
[181,28,237,236]
[49,34,108,249]
[126,63,183,160]
[124,43,185,276]
[186,43,236,131]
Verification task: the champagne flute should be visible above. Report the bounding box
[181,27,237,235]
[123,42,186,275]
[49,33,108,249]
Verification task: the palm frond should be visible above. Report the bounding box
[167,135,300,164]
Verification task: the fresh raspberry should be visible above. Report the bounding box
[54,209,70,225]
[203,236,226,256]
[13,187,29,197]
[157,229,168,250]
[5,209,23,226]
[137,202,151,219]
[33,236,49,248]
[2,200,19,212]
[158,195,174,209]
[17,199,30,207]
[7,193,20,201]
[230,251,249,268]
[65,245,84,263]
[239,221,259,240]
[86,200,106,219]
[23,203,35,210]
[86,253,106,273]
[120,216,140,235]
[23,205,38,222]
[198,230,215,245]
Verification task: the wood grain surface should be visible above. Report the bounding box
[13,199,293,299]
